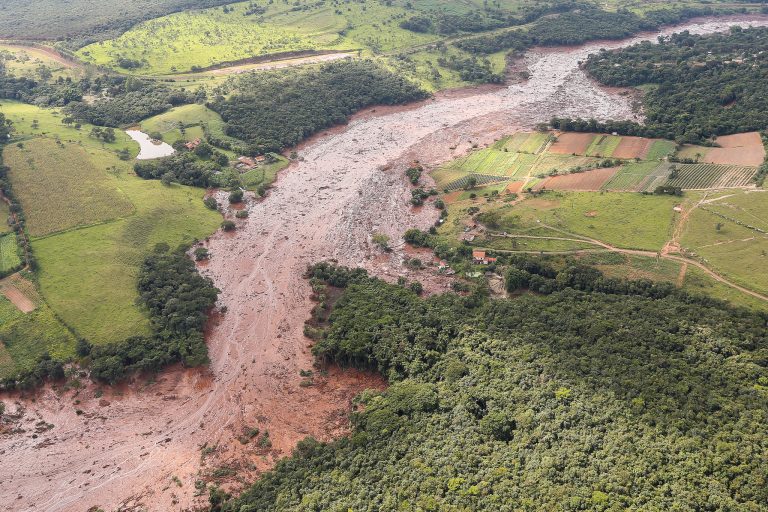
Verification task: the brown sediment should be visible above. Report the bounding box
[2,16,768,512]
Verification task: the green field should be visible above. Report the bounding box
[585,134,622,157]
[76,0,438,75]
[0,293,77,379]
[0,100,139,154]
[645,139,677,160]
[0,234,22,273]
[660,163,757,190]
[140,103,232,146]
[28,148,221,344]
[0,200,11,234]
[681,190,768,295]
[4,139,136,237]
[0,44,84,82]
[602,161,662,191]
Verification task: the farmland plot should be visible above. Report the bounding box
[662,164,757,190]
[0,234,22,273]
[602,161,661,191]
[4,139,135,237]
[585,134,621,157]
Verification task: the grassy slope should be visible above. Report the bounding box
[0,100,139,155]
[681,190,768,295]
[29,148,221,344]
[4,139,135,237]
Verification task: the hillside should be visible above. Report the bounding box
[221,265,768,511]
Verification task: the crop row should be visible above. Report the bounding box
[444,173,510,191]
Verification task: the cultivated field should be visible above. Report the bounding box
[533,166,619,191]
[4,139,135,237]
[660,164,757,190]
[602,161,660,191]
[703,132,765,167]
[0,234,21,273]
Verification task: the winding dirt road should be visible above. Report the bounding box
[2,17,767,512]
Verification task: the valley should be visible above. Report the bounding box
[1,15,767,511]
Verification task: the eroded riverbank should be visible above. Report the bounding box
[2,16,767,512]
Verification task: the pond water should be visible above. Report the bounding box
[125,129,175,159]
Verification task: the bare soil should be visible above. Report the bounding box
[2,16,767,512]
[549,132,594,155]
[612,136,653,159]
[704,132,765,166]
[534,166,619,191]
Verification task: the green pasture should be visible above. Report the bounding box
[0,100,138,154]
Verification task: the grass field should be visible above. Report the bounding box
[0,100,138,154]
[76,0,438,75]
[140,103,231,146]
[28,148,221,344]
[4,139,135,237]
[0,44,84,81]
[0,234,22,273]
[681,190,768,295]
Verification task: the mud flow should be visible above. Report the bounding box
[1,16,766,512]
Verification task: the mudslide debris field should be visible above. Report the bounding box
[2,17,767,512]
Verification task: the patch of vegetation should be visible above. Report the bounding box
[85,245,218,383]
[210,60,428,153]
[0,0,236,48]
[221,262,768,511]
[4,139,134,237]
[583,27,768,142]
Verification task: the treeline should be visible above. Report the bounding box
[134,153,222,188]
[400,1,589,36]
[65,78,199,127]
[86,246,218,383]
[0,64,197,126]
[1,245,218,389]
[584,26,768,142]
[218,262,768,511]
[455,6,718,54]
[209,60,428,153]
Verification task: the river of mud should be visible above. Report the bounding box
[1,16,766,512]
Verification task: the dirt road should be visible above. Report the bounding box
[2,17,766,512]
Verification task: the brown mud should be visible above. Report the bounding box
[2,16,767,512]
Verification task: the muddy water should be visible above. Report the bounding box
[2,16,767,512]
[126,129,175,159]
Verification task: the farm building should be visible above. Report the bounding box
[473,250,497,265]
[185,138,202,150]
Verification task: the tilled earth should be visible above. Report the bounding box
[1,16,766,512]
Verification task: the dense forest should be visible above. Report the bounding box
[218,261,768,511]
[455,6,718,55]
[583,26,768,142]
[1,246,218,389]
[0,66,196,127]
[210,60,428,153]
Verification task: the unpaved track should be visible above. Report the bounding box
[1,17,766,512]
